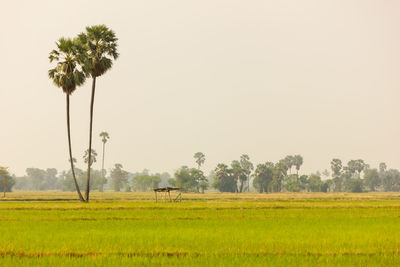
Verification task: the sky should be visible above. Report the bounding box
[1,0,399,177]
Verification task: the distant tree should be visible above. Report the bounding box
[345,178,363,193]
[345,160,365,178]
[379,162,387,173]
[168,178,177,187]
[379,162,387,185]
[26,168,46,190]
[173,167,193,191]
[194,152,206,169]
[189,168,207,192]
[132,175,161,191]
[231,160,245,193]
[363,163,370,173]
[273,160,287,192]
[48,37,86,202]
[207,170,215,187]
[43,168,60,190]
[331,159,342,177]
[156,172,171,187]
[90,169,107,192]
[172,167,206,192]
[99,131,110,190]
[284,155,295,174]
[308,174,327,192]
[240,154,254,192]
[324,179,333,192]
[299,175,309,190]
[64,169,106,192]
[382,169,400,192]
[354,159,366,178]
[364,169,380,191]
[284,174,303,192]
[277,159,289,176]
[293,155,303,176]
[212,164,236,193]
[0,167,14,197]
[83,149,98,167]
[253,163,274,193]
[110,164,128,192]
[78,25,119,202]
[62,168,85,192]
[150,176,161,189]
[14,176,29,190]
[199,180,209,193]
[330,159,343,192]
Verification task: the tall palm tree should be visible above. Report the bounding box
[48,38,86,202]
[99,131,110,179]
[78,25,118,202]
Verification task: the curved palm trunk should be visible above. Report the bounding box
[66,95,85,202]
[85,77,96,202]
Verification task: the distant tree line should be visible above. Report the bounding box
[3,153,400,194]
[7,164,171,194]
[168,154,400,193]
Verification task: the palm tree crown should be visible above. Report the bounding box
[48,38,86,94]
[100,131,110,144]
[77,25,119,78]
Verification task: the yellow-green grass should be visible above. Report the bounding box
[1,192,400,266]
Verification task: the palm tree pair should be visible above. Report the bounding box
[48,25,118,202]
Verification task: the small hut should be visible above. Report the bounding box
[153,187,182,202]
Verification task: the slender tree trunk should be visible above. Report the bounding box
[100,141,105,192]
[102,141,105,177]
[3,181,6,198]
[85,77,96,202]
[66,95,85,202]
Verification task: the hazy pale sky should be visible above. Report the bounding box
[1,0,399,177]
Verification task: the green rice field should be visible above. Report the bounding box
[1,192,400,266]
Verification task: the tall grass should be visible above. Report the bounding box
[1,192,400,266]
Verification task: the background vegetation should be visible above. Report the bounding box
[3,153,400,196]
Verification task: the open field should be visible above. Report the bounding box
[1,192,400,266]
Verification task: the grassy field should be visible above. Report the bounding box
[1,192,400,266]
